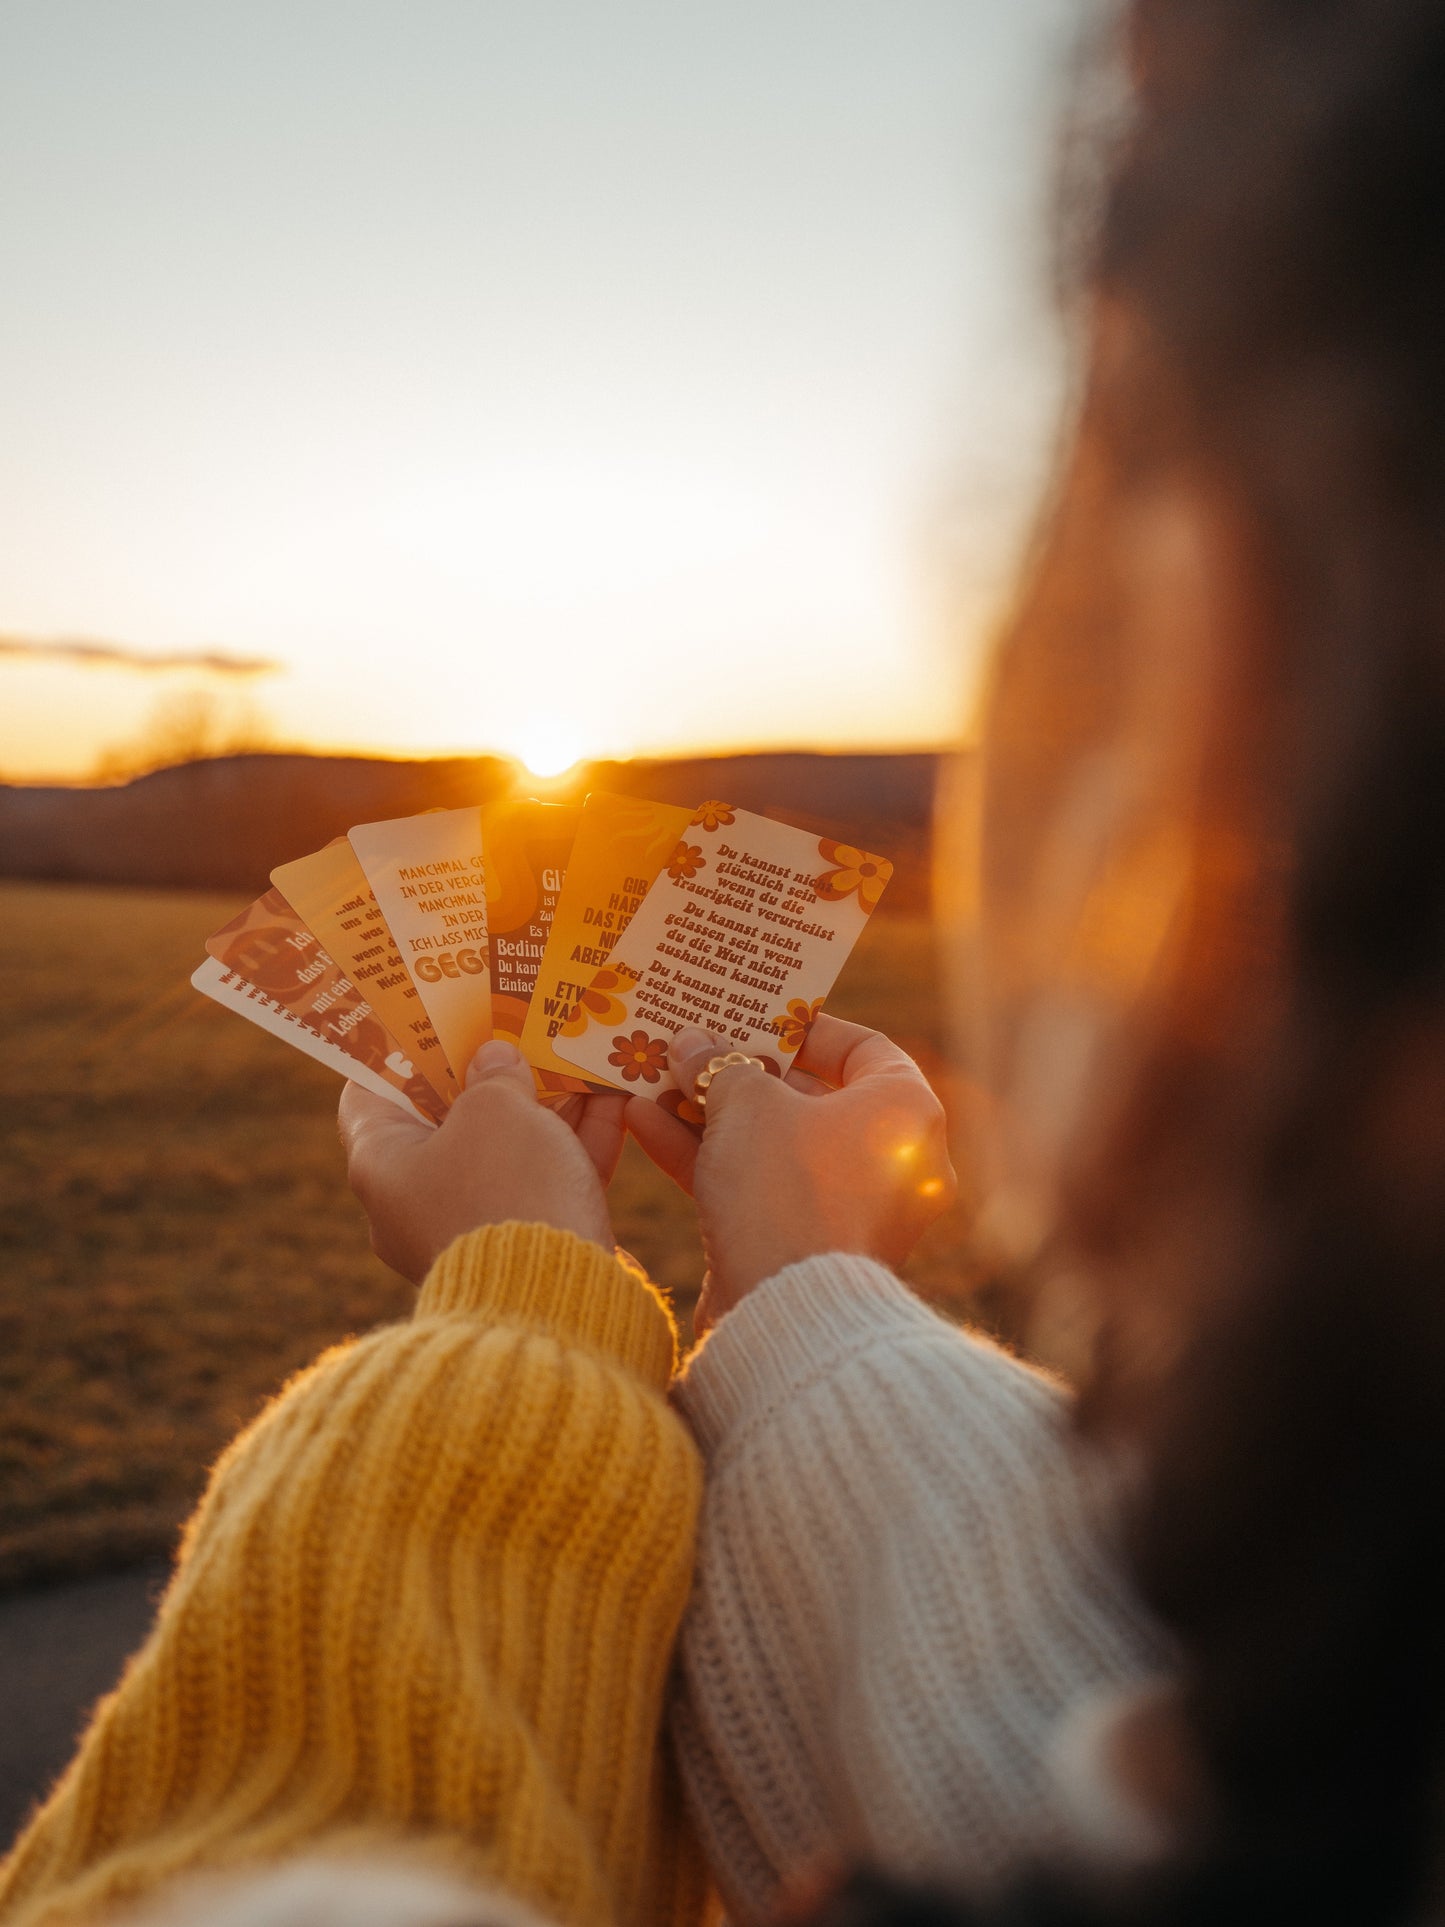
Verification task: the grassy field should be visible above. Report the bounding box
[0,879,991,1592]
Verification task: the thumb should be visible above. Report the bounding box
[338,1077,434,1206]
[668,1027,778,1123]
[461,1037,538,1099]
[339,1076,433,1161]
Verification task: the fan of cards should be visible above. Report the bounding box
[193,792,893,1126]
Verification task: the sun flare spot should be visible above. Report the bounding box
[513,717,584,781]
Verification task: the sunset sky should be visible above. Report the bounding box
[1,0,1077,783]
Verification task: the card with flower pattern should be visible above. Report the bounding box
[552,804,892,1102]
[519,790,692,1091]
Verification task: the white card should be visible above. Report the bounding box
[191,958,433,1122]
[348,808,491,1085]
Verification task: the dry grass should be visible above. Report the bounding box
[0,879,988,1592]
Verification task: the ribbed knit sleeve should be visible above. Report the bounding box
[668,1254,1171,1920]
[0,1224,706,1927]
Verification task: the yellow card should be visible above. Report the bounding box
[481,797,587,1095]
[347,808,492,1087]
[520,791,692,1090]
[553,805,892,1101]
[270,840,458,1107]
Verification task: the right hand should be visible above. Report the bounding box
[626,1015,956,1332]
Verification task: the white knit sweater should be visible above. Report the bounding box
[669,1256,1172,1919]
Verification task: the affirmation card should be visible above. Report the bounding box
[270,839,458,1107]
[519,790,692,1090]
[553,806,892,1099]
[479,797,588,1095]
[191,958,431,1122]
[348,808,492,1088]
[203,889,446,1123]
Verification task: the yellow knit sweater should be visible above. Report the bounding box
[0,1223,706,1927]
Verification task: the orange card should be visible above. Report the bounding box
[203,888,446,1123]
[481,797,587,1095]
[270,839,458,1108]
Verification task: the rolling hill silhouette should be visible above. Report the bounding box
[0,750,945,911]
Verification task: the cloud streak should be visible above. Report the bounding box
[0,634,279,676]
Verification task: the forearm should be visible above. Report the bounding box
[669,1256,1170,1918]
[1,1224,705,1927]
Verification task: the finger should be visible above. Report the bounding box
[796,1013,924,1089]
[337,1080,432,1192]
[666,1026,725,1103]
[781,1063,831,1098]
[625,1095,702,1194]
[543,1089,628,1183]
[667,1027,782,1127]
[573,1092,629,1185]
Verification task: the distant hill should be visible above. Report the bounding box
[0,749,945,910]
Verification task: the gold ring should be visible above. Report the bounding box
[691,1051,767,1112]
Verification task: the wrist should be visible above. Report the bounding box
[707,1227,877,1318]
[678,1252,928,1449]
[420,1222,679,1384]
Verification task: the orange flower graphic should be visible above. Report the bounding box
[559,967,631,1038]
[608,1029,669,1084]
[813,839,893,914]
[689,801,736,832]
[771,996,824,1054]
[668,841,706,881]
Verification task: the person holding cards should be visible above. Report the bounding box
[8,1,1445,1925]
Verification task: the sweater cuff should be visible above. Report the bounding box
[418,1222,678,1389]
[675,1252,944,1457]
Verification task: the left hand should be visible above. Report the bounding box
[339,1039,628,1283]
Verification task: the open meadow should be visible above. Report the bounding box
[0,878,990,1592]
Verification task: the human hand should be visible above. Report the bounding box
[339,1040,627,1283]
[625,1015,956,1331]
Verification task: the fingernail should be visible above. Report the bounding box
[673,1027,718,1058]
[471,1039,522,1073]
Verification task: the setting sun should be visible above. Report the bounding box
[512,716,585,782]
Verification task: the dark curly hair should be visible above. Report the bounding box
[832,2,1445,1922]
